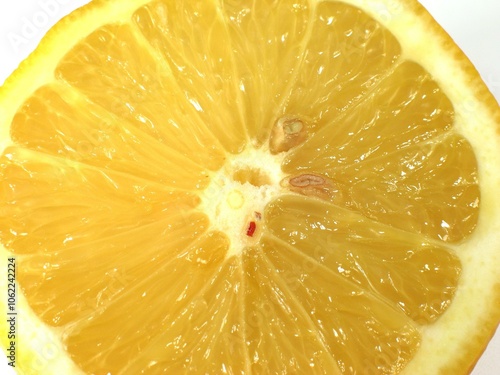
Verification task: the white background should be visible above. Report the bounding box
[0,0,498,374]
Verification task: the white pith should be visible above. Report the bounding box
[0,0,498,374]
[199,147,286,258]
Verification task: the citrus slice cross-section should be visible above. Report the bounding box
[1,0,500,374]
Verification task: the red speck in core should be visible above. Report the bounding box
[246,221,257,237]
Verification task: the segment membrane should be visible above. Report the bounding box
[0,0,482,374]
[0,147,200,254]
[55,24,226,167]
[17,217,211,327]
[65,232,229,373]
[10,84,212,190]
[116,256,247,375]
[283,61,479,242]
[133,0,248,153]
[283,61,454,170]
[249,244,420,374]
[282,1,402,134]
[221,0,312,144]
[336,134,478,242]
[265,195,462,324]
[242,249,343,374]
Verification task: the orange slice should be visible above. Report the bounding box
[0,0,499,374]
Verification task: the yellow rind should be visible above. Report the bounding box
[0,2,149,373]
[0,0,499,374]
[0,0,150,154]
[343,2,500,374]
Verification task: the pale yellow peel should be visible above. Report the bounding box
[0,0,499,374]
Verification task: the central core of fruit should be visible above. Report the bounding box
[200,148,285,258]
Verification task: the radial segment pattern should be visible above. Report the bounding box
[0,0,479,374]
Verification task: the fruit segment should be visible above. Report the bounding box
[283,61,479,242]
[336,134,479,242]
[242,249,343,374]
[282,1,401,133]
[65,231,229,374]
[221,0,312,145]
[251,243,420,374]
[10,84,212,190]
[115,256,246,374]
[17,216,211,327]
[264,195,462,324]
[0,147,201,255]
[133,0,248,153]
[0,0,490,374]
[55,24,227,168]
[283,61,454,170]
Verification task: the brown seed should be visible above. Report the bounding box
[269,116,308,154]
[289,174,325,187]
[284,173,344,204]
